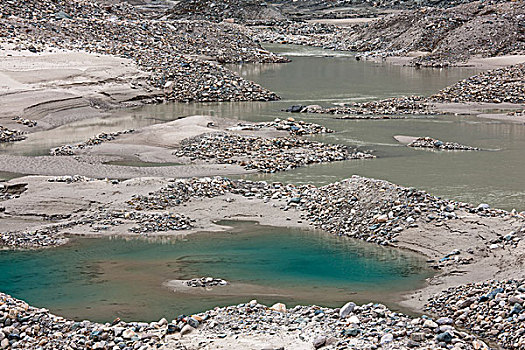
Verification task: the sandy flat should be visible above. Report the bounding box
[431,102,525,123]
[393,135,418,145]
[0,115,294,178]
[0,43,161,131]
[463,55,525,69]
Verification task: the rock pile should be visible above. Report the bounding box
[227,117,334,135]
[289,96,432,118]
[50,130,134,156]
[0,227,68,249]
[128,176,518,247]
[175,132,373,173]
[426,279,525,349]
[0,1,282,103]
[184,277,229,288]
[0,292,178,349]
[127,212,193,233]
[72,209,194,234]
[408,137,480,151]
[0,126,25,143]
[47,175,96,183]
[12,117,37,127]
[430,64,525,104]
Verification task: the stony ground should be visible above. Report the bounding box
[166,0,285,23]
[426,279,525,349]
[0,0,283,103]
[252,0,525,67]
[0,291,494,350]
[430,64,525,104]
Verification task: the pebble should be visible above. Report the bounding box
[12,117,37,127]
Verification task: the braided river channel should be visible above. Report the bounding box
[1,44,523,322]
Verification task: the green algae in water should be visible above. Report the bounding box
[0,221,432,322]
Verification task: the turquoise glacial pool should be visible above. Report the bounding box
[0,221,431,323]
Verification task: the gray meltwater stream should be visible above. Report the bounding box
[2,44,524,210]
[0,221,431,323]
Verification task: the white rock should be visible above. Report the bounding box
[270,303,286,313]
[423,319,438,328]
[339,301,356,318]
[348,315,360,324]
[381,333,394,344]
[180,324,194,336]
[122,329,136,339]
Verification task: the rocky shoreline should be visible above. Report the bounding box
[50,130,135,156]
[0,291,495,350]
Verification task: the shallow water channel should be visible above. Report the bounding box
[2,44,524,210]
[0,221,431,323]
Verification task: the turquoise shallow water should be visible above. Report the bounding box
[0,221,431,322]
